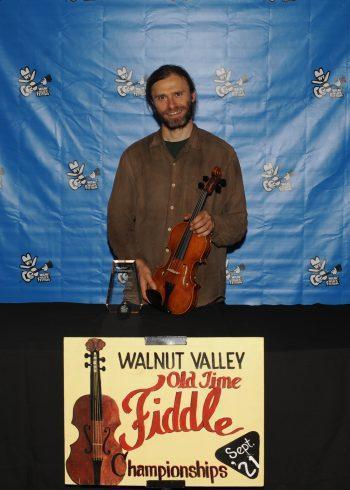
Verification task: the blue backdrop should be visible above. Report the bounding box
[0,0,349,304]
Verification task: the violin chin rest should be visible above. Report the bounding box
[146,288,165,310]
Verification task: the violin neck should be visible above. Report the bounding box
[175,189,208,260]
[90,351,103,421]
[190,189,207,222]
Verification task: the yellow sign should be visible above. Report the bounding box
[64,337,264,487]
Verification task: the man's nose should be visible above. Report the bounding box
[167,96,176,109]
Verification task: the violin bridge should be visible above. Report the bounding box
[166,268,180,275]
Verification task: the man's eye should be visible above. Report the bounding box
[175,92,183,97]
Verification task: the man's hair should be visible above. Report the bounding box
[145,64,196,111]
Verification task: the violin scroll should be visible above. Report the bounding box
[86,337,105,353]
[198,166,223,194]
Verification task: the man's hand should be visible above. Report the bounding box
[187,211,214,237]
[136,258,157,302]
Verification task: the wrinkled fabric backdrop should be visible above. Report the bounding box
[0,0,349,305]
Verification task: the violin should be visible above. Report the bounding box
[147,166,225,315]
[66,338,127,485]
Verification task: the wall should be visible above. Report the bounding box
[0,0,349,304]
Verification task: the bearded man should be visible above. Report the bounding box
[108,65,247,308]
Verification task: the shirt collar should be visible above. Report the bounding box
[149,123,201,151]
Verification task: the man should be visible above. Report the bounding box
[108,65,247,307]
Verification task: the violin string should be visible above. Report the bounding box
[170,189,206,266]
[96,362,99,459]
[92,352,103,461]
[167,173,218,276]
[95,366,98,460]
[92,357,95,460]
[169,191,206,277]
[97,357,101,460]
[94,355,97,460]
[96,356,98,460]
[174,190,207,262]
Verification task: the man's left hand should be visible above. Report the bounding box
[188,210,214,237]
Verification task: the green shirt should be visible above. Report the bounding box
[165,138,189,159]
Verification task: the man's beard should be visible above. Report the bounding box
[154,99,195,130]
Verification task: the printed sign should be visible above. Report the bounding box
[64,337,264,487]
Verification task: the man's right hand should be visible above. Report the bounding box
[136,258,157,303]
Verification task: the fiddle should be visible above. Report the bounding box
[147,166,225,315]
[66,338,127,485]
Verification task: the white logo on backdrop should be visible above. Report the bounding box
[214,68,248,98]
[226,261,245,285]
[312,67,346,99]
[66,161,100,191]
[308,257,341,287]
[20,253,53,283]
[115,67,146,97]
[19,66,52,97]
[262,163,292,192]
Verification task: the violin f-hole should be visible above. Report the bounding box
[103,427,111,455]
[83,424,92,454]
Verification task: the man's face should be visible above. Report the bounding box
[151,74,196,130]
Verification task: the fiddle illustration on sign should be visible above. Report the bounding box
[262,163,292,192]
[312,67,346,99]
[308,256,342,286]
[20,253,53,283]
[66,160,99,191]
[115,67,146,97]
[19,66,52,97]
[64,337,264,486]
[214,68,248,98]
[66,338,127,486]
[226,261,245,286]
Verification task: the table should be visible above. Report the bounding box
[1,303,349,490]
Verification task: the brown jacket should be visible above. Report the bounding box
[107,124,247,306]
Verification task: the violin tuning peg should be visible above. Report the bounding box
[220,179,226,187]
[84,362,90,368]
[203,175,209,182]
[100,357,105,363]
[215,185,222,193]
[101,366,106,371]
[84,353,90,358]
[198,182,204,190]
